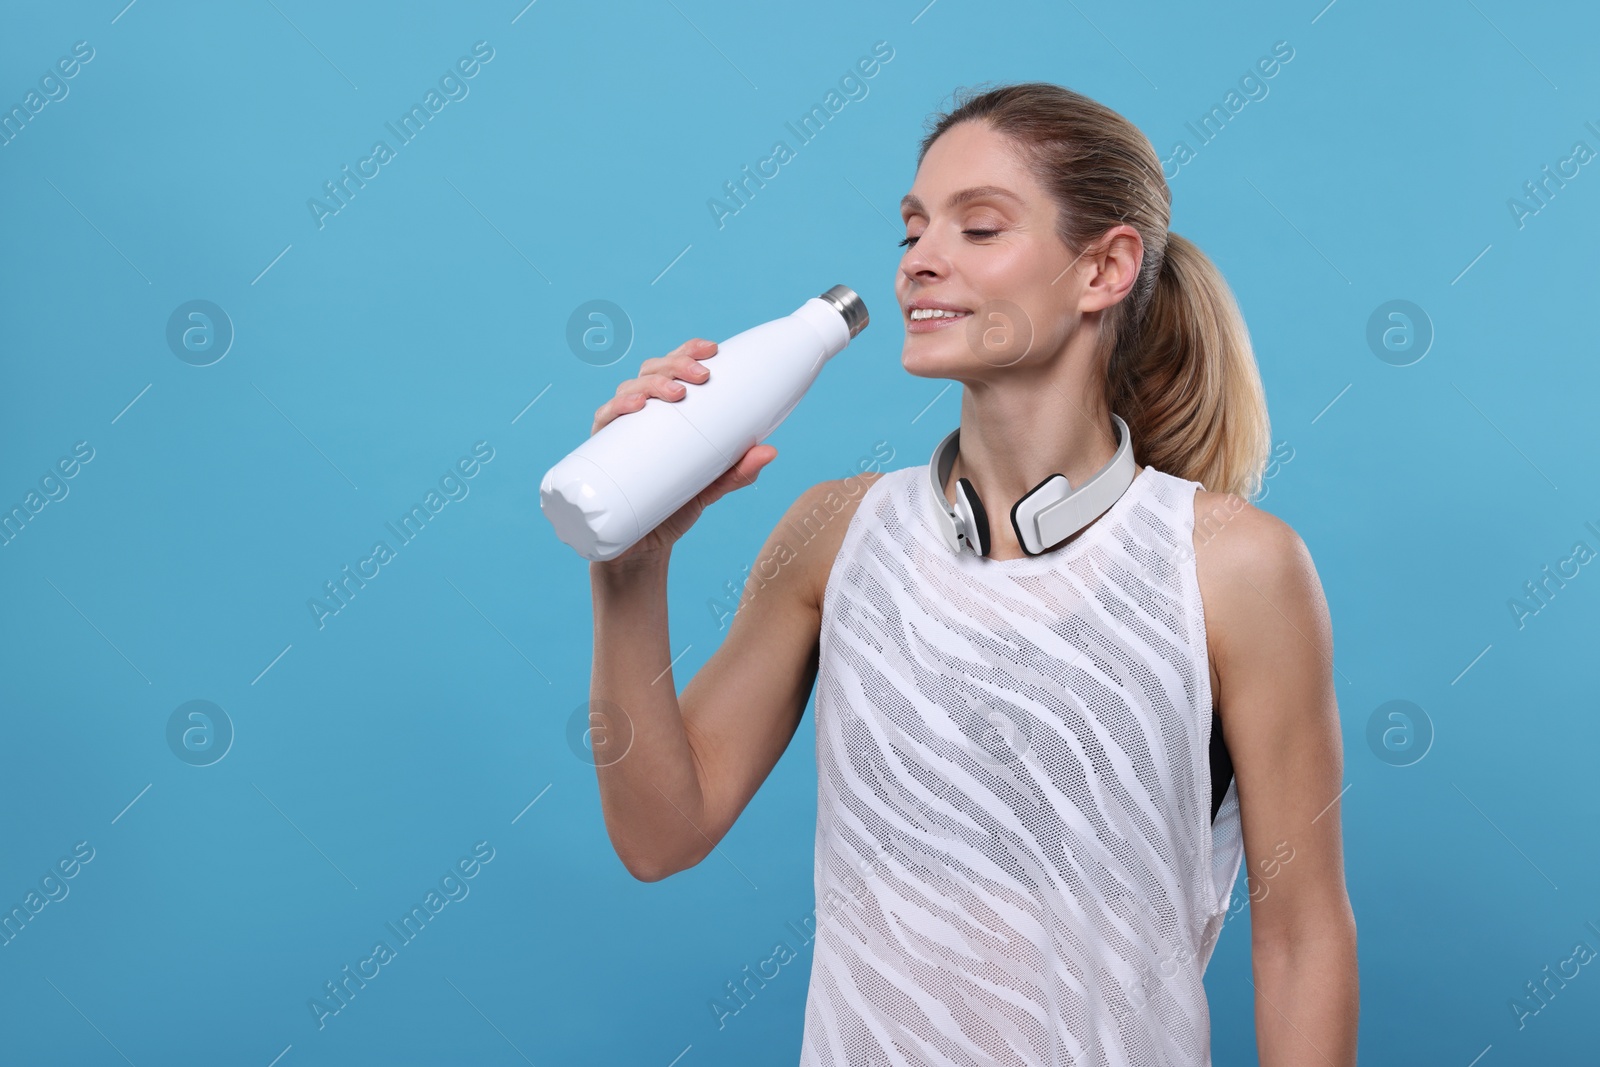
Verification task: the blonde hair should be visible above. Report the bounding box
[918,82,1272,498]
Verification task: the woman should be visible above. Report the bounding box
[586,82,1356,1066]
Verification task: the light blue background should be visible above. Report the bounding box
[3,0,1597,1063]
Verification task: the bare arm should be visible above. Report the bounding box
[581,335,880,881]
[589,478,843,881]
[1196,494,1358,1066]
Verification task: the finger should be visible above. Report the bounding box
[639,338,716,378]
[593,375,689,433]
[741,443,778,470]
[611,372,675,402]
[676,352,711,381]
[701,445,776,504]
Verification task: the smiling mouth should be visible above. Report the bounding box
[906,307,974,334]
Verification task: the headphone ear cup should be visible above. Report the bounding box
[955,477,990,557]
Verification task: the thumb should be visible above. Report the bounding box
[704,444,777,504]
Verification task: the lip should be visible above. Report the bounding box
[904,298,974,333]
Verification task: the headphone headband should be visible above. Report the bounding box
[927,413,1137,557]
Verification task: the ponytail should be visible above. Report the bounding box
[1109,231,1271,498]
[917,83,1272,499]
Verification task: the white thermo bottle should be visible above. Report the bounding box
[541,285,869,562]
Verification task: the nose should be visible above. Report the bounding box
[900,235,946,285]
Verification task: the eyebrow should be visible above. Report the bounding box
[899,185,1022,216]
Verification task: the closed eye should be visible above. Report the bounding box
[898,229,1001,248]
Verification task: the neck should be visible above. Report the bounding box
[941,374,1138,560]
[947,384,1122,499]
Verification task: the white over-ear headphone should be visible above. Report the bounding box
[927,413,1137,557]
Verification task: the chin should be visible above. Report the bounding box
[901,338,976,379]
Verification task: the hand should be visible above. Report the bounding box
[589,338,778,568]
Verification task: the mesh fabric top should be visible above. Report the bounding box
[798,462,1245,1066]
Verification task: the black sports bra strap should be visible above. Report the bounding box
[1208,705,1233,824]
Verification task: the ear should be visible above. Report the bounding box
[1077,224,1145,315]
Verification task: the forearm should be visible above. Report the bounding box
[589,557,707,880]
[1252,926,1359,1067]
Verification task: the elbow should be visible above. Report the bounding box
[603,820,680,882]
[618,847,687,883]
[622,842,711,882]
[624,858,673,883]
[604,810,711,882]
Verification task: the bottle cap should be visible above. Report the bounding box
[819,285,869,339]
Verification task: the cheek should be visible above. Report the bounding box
[987,268,1066,338]
[998,248,1082,343]
[971,238,1045,293]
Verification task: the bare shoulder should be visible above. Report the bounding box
[774,470,890,611]
[1191,489,1329,670]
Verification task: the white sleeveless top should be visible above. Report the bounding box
[798,462,1244,1066]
